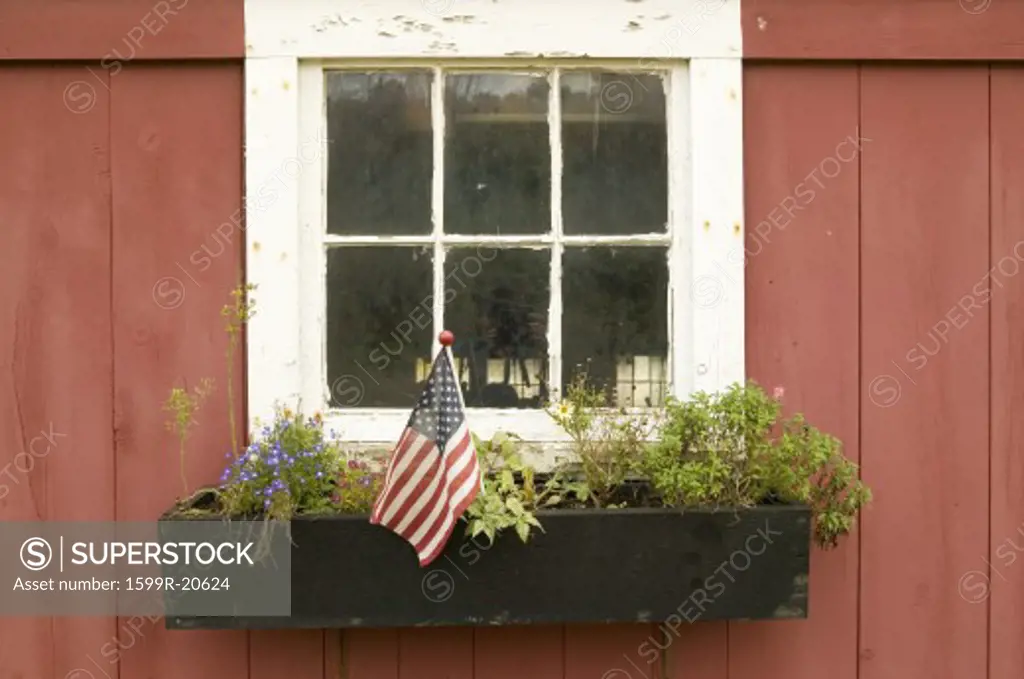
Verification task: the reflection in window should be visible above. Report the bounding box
[326,247,433,407]
[444,73,550,235]
[326,71,433,235]
[561,71,667,235]
[445,248,549,408]
[562,247,669,406]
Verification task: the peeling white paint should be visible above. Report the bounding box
[245,0,740,59]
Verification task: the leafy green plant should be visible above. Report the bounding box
[548,370,655,508]
[642,381,777,508]
[163,378,215,498]
[642,381,871,548]
[464,433,561,544]
[218,406,343,520]
[758,413,871,547]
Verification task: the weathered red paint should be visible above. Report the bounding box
[564,624,661,679]
[989,66,1024,679]
[346,629,399,679]
[474,626,563,679]
[399,628,473,679]
[251,630,325,679]
[0,61,118,679]
[734,63,861,679]
[743,0,1024,60]
[664,621,727,679]
[0,0,243,60]
[859,66,990,679]
[109,62,247,679]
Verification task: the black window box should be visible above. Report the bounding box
[159,502,810,630]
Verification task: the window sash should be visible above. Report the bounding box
[311,63,677,440]
[280,58,743,445]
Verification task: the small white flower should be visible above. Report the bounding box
[548,400,575,420]
[248,453,259,463]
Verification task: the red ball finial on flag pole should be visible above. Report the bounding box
[438,330,455,347]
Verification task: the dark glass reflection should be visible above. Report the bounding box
[445,248,549,408]
[562,247,668,407]
[326,247,433,407]
[561,71,667,235]
[444,73,550,235]
[326,71,433,235]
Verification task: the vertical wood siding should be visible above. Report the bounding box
[4,43,1024,679]
[735,63,861,679]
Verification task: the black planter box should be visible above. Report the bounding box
[159,504,810,630]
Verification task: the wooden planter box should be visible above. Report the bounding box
[160,503,810,630]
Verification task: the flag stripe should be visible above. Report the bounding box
[407,430,473,548]
[411,428,477,561]
[392,433,471,540]
[376,435,438,525]
[370,429,427,520]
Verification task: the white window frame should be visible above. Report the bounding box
[243,0,745,448]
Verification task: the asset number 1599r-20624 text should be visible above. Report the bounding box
[125,577,230,591]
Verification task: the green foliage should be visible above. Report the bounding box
[547,371,654,507]
[759,413,872,548]
[218,406,343,521]
[163,378,215,498]
[642,381,871,548]
[642,382,777,508]
[464,432,580,545]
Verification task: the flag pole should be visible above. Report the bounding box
[437,330,483,492]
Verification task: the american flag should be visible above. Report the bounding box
[369,347,482,567]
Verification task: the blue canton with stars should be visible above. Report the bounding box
[408,351,465,449]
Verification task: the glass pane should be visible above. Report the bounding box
[326,71,433,235]
[562,247,668,407]
[326,247,433,408]
[445,248,550,408]
[444,73,550,235]
[561,71,667,235]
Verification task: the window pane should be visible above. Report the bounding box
[445,248,550,408]
[562,247,668,407]
[326,247,433,408]
[561,71,667,235]
[326,71,432,235]
[444,73,550,235]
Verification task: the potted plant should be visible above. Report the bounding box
[159,289,871,629]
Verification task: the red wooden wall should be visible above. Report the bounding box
[3,3,1024,679]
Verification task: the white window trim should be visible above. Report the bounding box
[244,0,745,449]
